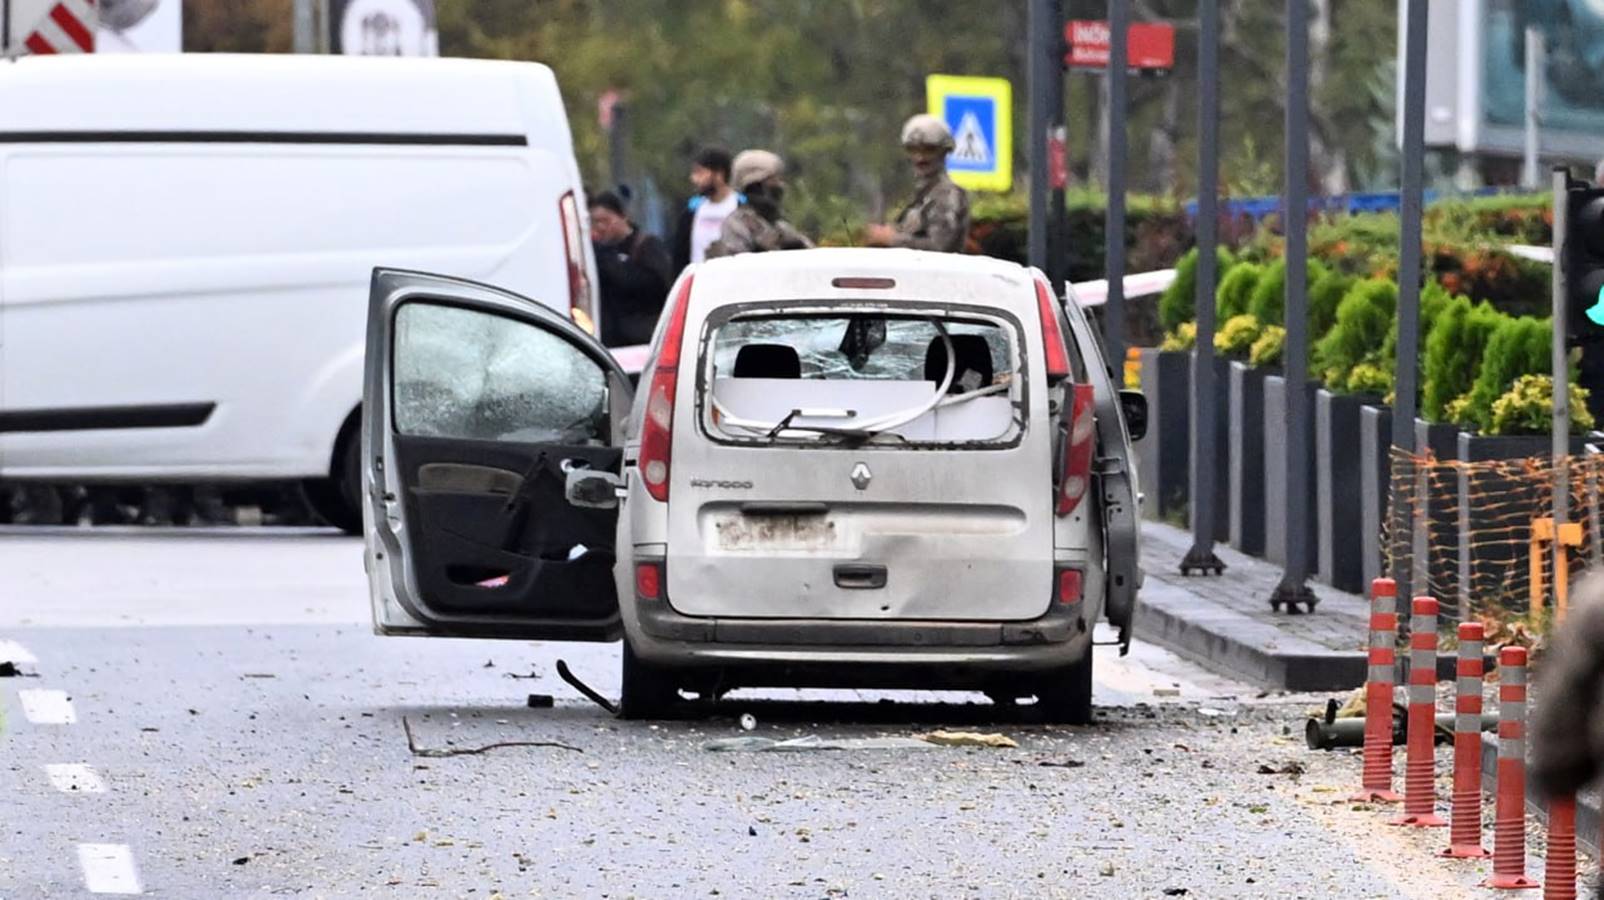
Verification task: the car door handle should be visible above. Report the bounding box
[834,564,887,590]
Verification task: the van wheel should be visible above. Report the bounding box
[301,428,362,535]
[618,640,680,720]
[1034,653,1094,725]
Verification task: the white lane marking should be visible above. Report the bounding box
[77,843,143,895]
[0,639,37,664]
[17,688,77,724]
[45,763,107,794]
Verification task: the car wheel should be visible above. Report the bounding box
[1034,652,1094,725]
[301,428,362,535]
[618,639,680,720]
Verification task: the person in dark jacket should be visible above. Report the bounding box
[589,190,673,347]
[1532,576,1604,899]
[672,146,744,273]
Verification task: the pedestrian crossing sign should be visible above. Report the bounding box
[925,74,1012,193]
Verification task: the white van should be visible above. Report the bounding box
[0,54,598,531]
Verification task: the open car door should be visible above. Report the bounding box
[363,269,633,641]
[1060,285,1142,651]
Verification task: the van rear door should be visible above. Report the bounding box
[664,304,1055,622]
[363,269,631,641]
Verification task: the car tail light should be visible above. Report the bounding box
[558,191,596,334]
[1056,567,1084,605]
[1035,277,1071,379]
[634,561,663,601]
[1056,383,1096,517]
[639,275,694,502]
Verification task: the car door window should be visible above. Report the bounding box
[394,303,608,445]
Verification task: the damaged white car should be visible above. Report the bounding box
[361,248,1144,722]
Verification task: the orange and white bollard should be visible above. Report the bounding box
[1356,577,1402,803]
[1543,794,1578,900]
[1486,645,1540,890]
[1392,596,1446,827]
[1443,622,1490,857]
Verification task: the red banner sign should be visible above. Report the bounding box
[1066,20,1175,71]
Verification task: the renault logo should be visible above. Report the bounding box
[850,462,872,491]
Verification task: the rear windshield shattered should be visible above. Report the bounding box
[703,312,1023,446]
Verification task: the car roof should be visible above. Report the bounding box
[0,55,565,140]
[689,248,1040,318]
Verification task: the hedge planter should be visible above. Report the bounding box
[1228,361,1267,555]
[1455,432,1586,616]
[1136,349,1191,523]
[1359,405,1392,589]
[1197,355,1232,537]
[1316,390,1380,593]
[1263,375,1320,568]
[1414,419,1464,611]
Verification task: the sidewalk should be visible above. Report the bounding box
[1134,522,1370,691]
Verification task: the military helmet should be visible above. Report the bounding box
[900,113,954,151]
[730,149,785,191]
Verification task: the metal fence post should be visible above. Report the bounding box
[1104,0,1128,372]
[1028,0,1052,274]
[1269,0,1316,613]
[1183,0,1225,576]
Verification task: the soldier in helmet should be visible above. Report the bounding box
[705,149,814,258]
[864,114,971,253]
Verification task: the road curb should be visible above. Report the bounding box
[1132,583,1367,691]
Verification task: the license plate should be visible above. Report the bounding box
[715,513,837,551]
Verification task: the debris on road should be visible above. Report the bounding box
[704,735,934,752]
[919,730,1018,748]
[556,659,618,715]
[526,694,554,709]
[1037,759,1087,768]
[401,716,581,756]
[0,662,36,678]
[1257,761,1306,776]
[738,713,757,731]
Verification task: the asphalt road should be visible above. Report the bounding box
[0,528,1495,898]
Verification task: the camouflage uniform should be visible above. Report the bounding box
[889,170,970,253]
[705,204,814,258]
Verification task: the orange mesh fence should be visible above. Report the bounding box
[1381,446,1602,626]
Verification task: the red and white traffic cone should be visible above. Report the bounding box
[1443,622,1490,857]
[1544,794,1578,900]
[1356,577,1403,803]
[1392,596,1446,827]
[1486,646,1540,890]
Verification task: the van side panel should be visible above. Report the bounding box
[0,144,574,479]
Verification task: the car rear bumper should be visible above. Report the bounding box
[627,599,1089,673]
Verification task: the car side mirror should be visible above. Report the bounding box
[1118,389,1148,442]
[565,469,625,509]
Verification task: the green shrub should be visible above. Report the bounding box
[1249,325,1285,368]
[1314,278,1397,391]
[1215,314,1263,360]
[1308,269,1355,342]
[1347,363,1393,396]
[1160,246,1235,333]
[1443,392,1475,426]
[1160,322,1196,352]
[1421,296,1506,422]
[1247,258,1329,327]
[1467,316,1552,432]
[1488,374,1595,436]
[1216,262,1263,321]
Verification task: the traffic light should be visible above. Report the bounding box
[1563,176,1604,342]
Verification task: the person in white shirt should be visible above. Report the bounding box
[672,146,744,272]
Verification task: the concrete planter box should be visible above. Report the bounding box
[1414,419,1464,611]
[1194,355,1233,536]
[1359,405,1393,589]
[1263,375,1320,567]
[1455,431,1585,615]
[1228,361,1267,555]
[1316,390,1380,593]
[1136,349,1191,522]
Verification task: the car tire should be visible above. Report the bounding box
[1034,652,1094,725]
[618,639,680,720]
[301,426,362,535]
